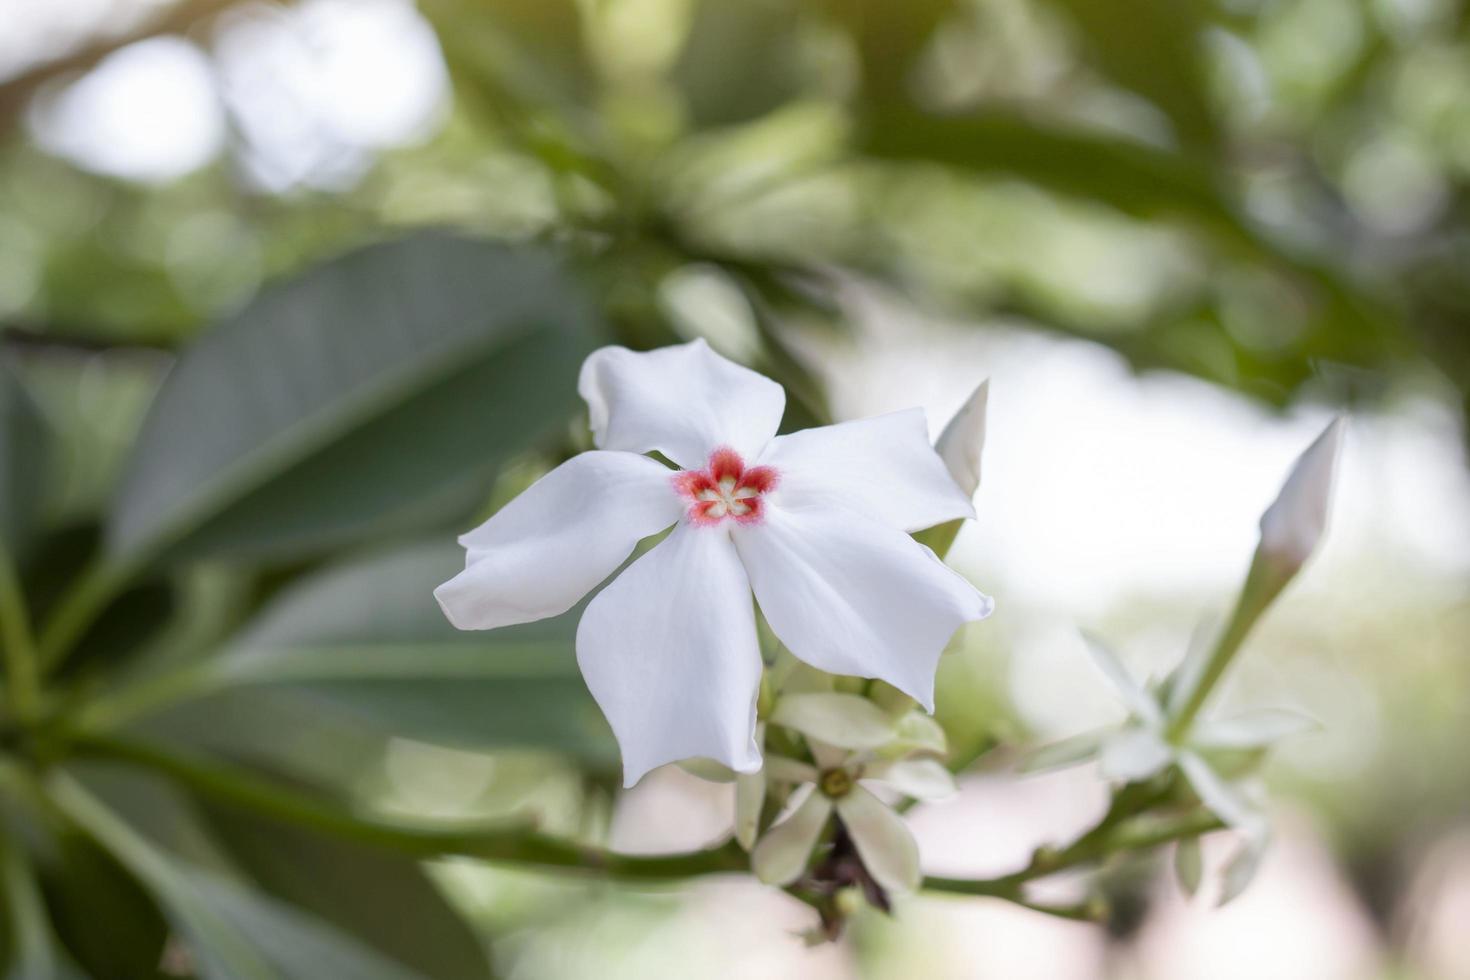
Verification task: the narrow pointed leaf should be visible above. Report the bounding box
[108,233,598,565]
[1174,836,1204,899]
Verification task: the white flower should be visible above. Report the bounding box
[749,694,957,893]
[435,340,993,787]
[1027,636,1312,903]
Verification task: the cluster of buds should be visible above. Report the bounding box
[687,674,958,939]
[686,381,993,936]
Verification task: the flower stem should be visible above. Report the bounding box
[36,561,132,674]
[67,735,752,880]
[1166,552,1290,741]
[68,734,1222,920]
[921,808,1223,900]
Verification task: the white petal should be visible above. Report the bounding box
[734,770,766,851]
[578,340,785,469]
[807,739,850,771]
[1164,614,1222,716]
[733,505,991,710]
[1018,730,1108,773]
[863,757,957,801]
[435,451,681,630]
[836,786,921,893]
[758,409,975,532]
[576,524,763,787]
[934,379,988,498]
[751,787,832,885]
[763,755,820,783]
[887,712,949,757]
[1258,417,1345,574]
[1098,728,1174,782]
[1193,708,1319,750]
[1178,751,1259,829]
[1082,633,1162,726]
[770,692,898,751]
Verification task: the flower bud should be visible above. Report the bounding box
[1257,417,1345,577]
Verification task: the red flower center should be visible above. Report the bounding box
[672,448,779,527]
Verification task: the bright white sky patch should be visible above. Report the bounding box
[809,292,1470,617]
[29,35,224,183]
[15,0,448,192]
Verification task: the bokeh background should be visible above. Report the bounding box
[2,0,1469,977]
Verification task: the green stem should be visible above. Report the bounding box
[0,832,59,977]
[0,542,40,723]
[1166,553,1289,740]
[68,734,1222,921]
[37,562,132,675]
[68,735,752,880]
[71,662,223,734]
[922,808,1223,900]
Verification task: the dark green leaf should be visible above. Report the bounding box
[672,0,810,127]
[0,357,49,561]
[1043,0,1219,153]
[863,108,1240,232]
[108,233,599,565]
[861,108,1402,401]
[200,795,493,980]
[209,542,615,761]
[34,827,171,979]
[50,776,433,980]
[811,0,958,105]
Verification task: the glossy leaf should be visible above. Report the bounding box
[50,776,433,980]
[672,0,810,127]
[0,358,49,560]
[200,795,493,980]
[108,234,598,565]
[208,542,615,761]
[1043,0,1219,153]
[33,827,171,980]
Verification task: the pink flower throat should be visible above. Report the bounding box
[673,448,779,526]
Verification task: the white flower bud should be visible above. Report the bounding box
[1258,417,1345,575]
[935,380,989,498]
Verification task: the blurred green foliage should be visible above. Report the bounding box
[0,0,1467,976]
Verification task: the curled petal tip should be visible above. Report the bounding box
[935,379,989,498]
